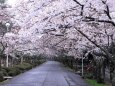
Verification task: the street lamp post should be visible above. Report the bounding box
[81,48,86,78]
[82,56,84,77]
[81,55,86,78]
[6,44,9,67]
[5,22,11,67]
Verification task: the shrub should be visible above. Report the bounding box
[2,67,20,76]
[33,60,45,66]
[33,61,41,66]
[0,61,44,77]
[85,73,93,79]
[14,63,32,71]
[86,79,106,86]
[1,69,8,76]
[8,67,21,76]
[0,71,4,82]
[2,67,11,73]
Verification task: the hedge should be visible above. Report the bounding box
[0,60,45,82]
[0,71,4,82]
[1,62,32,77]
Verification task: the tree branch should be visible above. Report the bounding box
[83,16,115,26]
[73,0,84,16]
[73,0,83,6]
[52,38,67,48]
[101,0,112,20]
[0,41,6,54]
[74,27,114,63]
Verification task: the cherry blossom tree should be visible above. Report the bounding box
[5,0,115,85]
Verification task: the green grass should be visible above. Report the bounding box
[86,79,106,86]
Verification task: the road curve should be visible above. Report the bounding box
[0,61,89,86]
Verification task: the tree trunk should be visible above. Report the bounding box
[20,57,23,64]
[96,58,105,83]
[112,68,115,86]
[111,59,115,86]
[102,60,105,82]
[0,56,1,70]
[97,63,102,83]
[93,61,97,79]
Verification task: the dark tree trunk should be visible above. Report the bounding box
[102,60,106,82]
[0,56,1,71]
[97,63,103,83]
[96,58,105,83]
[92,59,97,79]
[112,68,115,86]
[111,59,115,86]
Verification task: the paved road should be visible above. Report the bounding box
[0,61,89,86]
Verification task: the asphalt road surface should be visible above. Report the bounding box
[0,61,89,86]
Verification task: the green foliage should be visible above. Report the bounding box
[0,71,4,82]
[85,73,93,79]
[1,69,8,76]
[8,67,21,76]
[2,67,21,76]
[86,79,106,86]
[2,67,11,73]
[0,59,46,82]
[14,63,32,71]
[8,63,32,76]
[0,60,45,82]
[2,63,33,76]
[33,59,45,66]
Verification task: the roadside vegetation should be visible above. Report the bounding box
[86,79,111,86]
[0,58,46,82]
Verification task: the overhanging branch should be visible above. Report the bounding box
[73,0,84,16]
[83,17,115,26]
[74,27,114,63]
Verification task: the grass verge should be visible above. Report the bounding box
[86,79,111,86]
